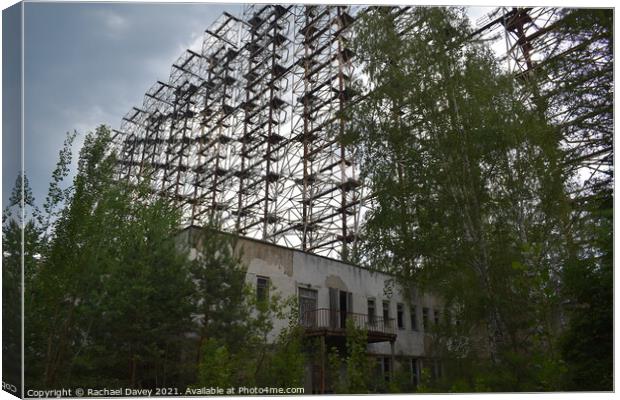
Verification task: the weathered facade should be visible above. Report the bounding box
[180,226,443,393]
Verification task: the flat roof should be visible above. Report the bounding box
[178,224,397,278]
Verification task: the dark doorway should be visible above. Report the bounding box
[339,291,352,328]
[339,291,347,328]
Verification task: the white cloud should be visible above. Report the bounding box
[93,10,129,39]
[142,30,206,88]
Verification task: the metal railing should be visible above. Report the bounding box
[300,308,395,335]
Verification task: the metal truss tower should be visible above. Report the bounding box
[114,5,364,260]
[113,5,609,260]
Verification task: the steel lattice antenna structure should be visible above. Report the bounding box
[113,5,610,261]
[474,7,613,200]
[114,4,365,260]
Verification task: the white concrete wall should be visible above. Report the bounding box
[235,236,442,359]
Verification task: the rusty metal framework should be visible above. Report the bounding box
[472,7,565,79]
[113,5,365,259]
[113,5,610,260]
[473,7,613,200]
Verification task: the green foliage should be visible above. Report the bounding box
[18,125,307,391]
[196,338,233,388]
[343,319,370,392]
[192,254,306,390]
[326,346,344,393]
[415,367,434,393]
[530,9,613,391]
[190,227,254,351]
[255,300,306,388]
[24,126,196,389]
[537,9,613,191]
[541,8,613,392]
[387,361,416,393]
[188,228,304,384]
[258,329,306,388]
[327,319,372,393]
[559,189,612,390]
[350,6,580,392]
[10,6,613,394]
[2,173,41,393]
[38,131,77,240]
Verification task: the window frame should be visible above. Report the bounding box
[422,307,429,331]
[382,300,390,321]
[256,275,270,303]
[410,358,419,387]
[397,303,405,330]
[298,286,318,327]
[367,298,376,325]
[410,305,418,331]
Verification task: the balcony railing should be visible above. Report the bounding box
[300,308,395,336]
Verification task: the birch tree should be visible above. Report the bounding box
[350,7,571,390]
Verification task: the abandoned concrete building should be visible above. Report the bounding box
[179,226,444,393]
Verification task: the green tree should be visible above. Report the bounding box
[191,228,305,388]
[3,174,42,396]
[350,7,570,391]
[21,125,309,391]
[255,299,306,388]
[531,9,613,391]
[196,338,234,388]
[327,319,372,393]
[189,228,255,357]
[25,126,195,389]
[535,9,613,194]
[190,227,261,387]
[559,189,612,390]
[343,319,371,393]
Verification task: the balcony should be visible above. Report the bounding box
[301,308,397,343]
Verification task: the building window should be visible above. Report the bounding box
[374,358,382,384]
[411,358,419,387]
[434,309,440,326]
[376,357,391,382]
[397,303,404,329]
[410,305,418,331]
[368,299,376,325]
[299,287,318,327]
[383,357,391,382]
[422,307,429,331]
[256,276,269,303]
[382,301,390,321]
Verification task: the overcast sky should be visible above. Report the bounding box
[4,1,244,207]
[3,2,495,208]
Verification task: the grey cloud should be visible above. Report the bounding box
[17,2,241,205]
